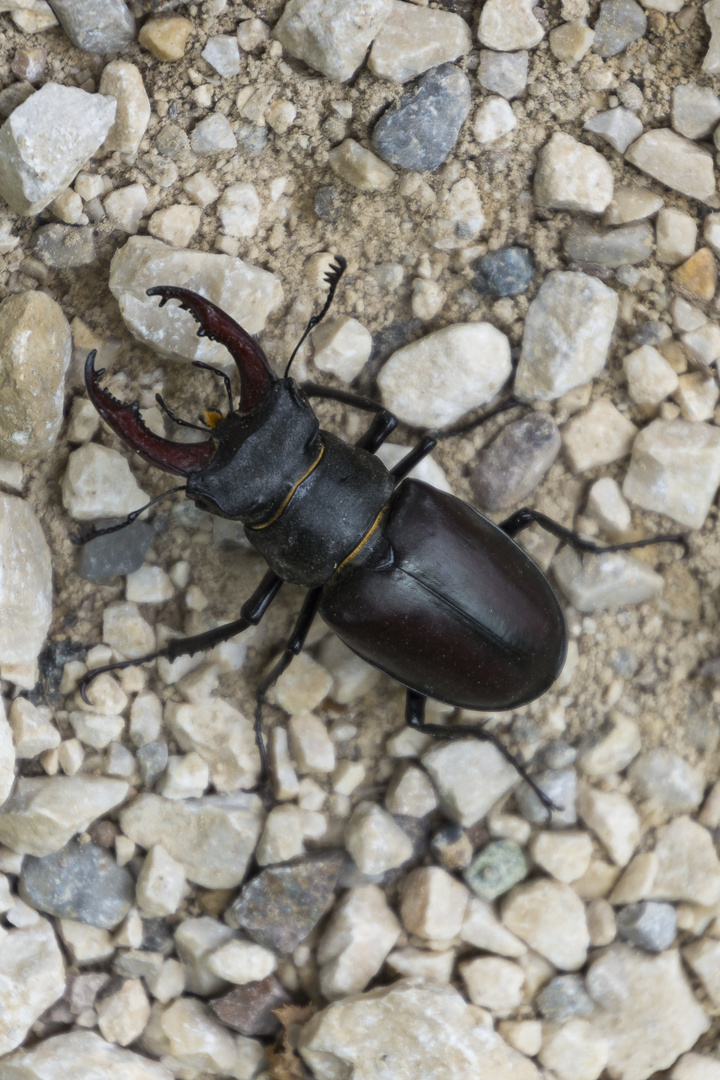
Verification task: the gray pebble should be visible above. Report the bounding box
[538,739,578,770]
[372,64,471,172]
[536,974,594,1020]
[236,123,268,158]
[47,0,136,53]
[628,748,704,814]
[32,224,96,269]
[19,840,134,929]
[156,122,191,158]
[564,221,653,269]
[472,246,534,297]
[618,82,644,111]
[616,901,677,952]
[470,412,560,512]
[478,49,528,99]
[75,520,154,581]
[593,0,647,58]
[463,839,528,901]
[314,185,342,223]
[611,647,639,677]
[137,740,169,787]
[515,768,578,826]
[632,320,671,347]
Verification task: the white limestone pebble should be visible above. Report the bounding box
[271,654,333,713]
[136,844,186,917]
[299,979,540,1080]
[190,112,237,154]
[274,0,393,82]
[174,916,237,996]
[576,782,640,866]
[109,236,283,363]
[385,763,438,818]
[157,752,209,799]
[207,939,276,984]
[165,697,260,792]
[148,204,202,248]
[312,315,372,382]
[99,62,151,155]
[672,82,720,140]
[369,0,471,83]
[540,1019,609,1080]
[534,132,613,214]
[328,138,395,191]
[126,565,174,604]
[62,444,149,522]
[202,35,241,78]
[102,601,155,660]
[529,830,593,883]
[514,271,619,401]
[473,96,517,144]
[603,185,664,226]
[554,548,663,612]
[461,896,527,958]
[625,128,717,203]
[318,883,401,999]
[672,1053,720,1080]
[705,0,720,74]
[268,726,299,800]
[674,373,719,423]
[0,83,116,215]
[120,791,263,888]
[498,1019,543,1057]
[549,19,595,64]
[648,816,720,906]
[562,399,637,473]
[0,1030,174,1080]
[587,945,710,1079]
[609,851,659,904]
[478,0,544,50]
[657,206,698,265]
[375,441,452,492]
[318,635,380,704]
[460,955,524,1013]
[628,748,704,814]
[684,937,720,1007]
[0,919,66,1056]
[583,107,643,154]
[0,775,128,856]
[580,713,641,776]
[622,418,720,530]
[237,17,271,52]
[387,946,455,984]
[97,978,151,1047]
[287,712,335,773]
[682,324,720,366]
[423,739,518,826]
[68,709,124,750]
[183,172,219,208]
[586,898,617,947]
[0,494,52,671]
[105,183,148,233]
[217,182,261,238]
[143,995,264,1079]
[345,801,413,874]
[623,343,679,405]
[401,866,469,940]
[0,703,13,806]
[501,880,589,970]
[255,803,304,865]
[130,691,162,747]
[332,760,365,796]
[378,322,511,428]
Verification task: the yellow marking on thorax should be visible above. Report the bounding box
[337,503,388,571]
[247,442,325,531]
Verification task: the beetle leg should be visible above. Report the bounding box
[253,586,324,777]
[499,508,687,554]
[79,570,283,702]
[404,689,561,819]
[302,382,399,452]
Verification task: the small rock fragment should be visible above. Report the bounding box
[368,1,472,83]
[656,207,698,265]
[345,801,413,874]
[423,740,518,826]
[472,246,534,298]
[0,919,67,1056]
[473,96,517,143]
[273,0,393,82]
[202,34,241,77]
[502,879,589,970]
[616,900,677,952]
[478,0,544,50]
[625,129,716,203]
[19,839,133,928]
[562,399,637,473]
[563,221,653,267]
[0,775,128,857]
[327,139,395,191]
[648,816,720,906]
[536,974,594,1020]
[99,61,151,155]
[461,955,525,1013]
[210,975,289,1036]
[623,344,679,405]
[372,64,471,172]
[592,0,647,56]
[138,16,192,60]
[539,1019,609,1080]
[584,107,643,154]
[400,866,469,940]
[136,844,186,916]
[318,884,401,999]
[672,248,717,302]
[478,49,528,99]
[576,782,640,866]
[672,82,720,140]
[46,0,135,53]
[534,132,614,214]
[464,839,528,901]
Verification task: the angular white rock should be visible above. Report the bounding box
[672,82,720,140]
[62,444,149,522]
[501,879,589,971]
[540,1019,609,1080]
[625,128,717,203]
[515,271,619,401]
[207,939,276,984]
[312,315,372,382]
[584,107,643,154]
[401,865,469,940]
[580,713,641,776]
[97,978,151,1047]
[461,896,527,957]
[705,0,720,74]
[287,712,335,773]
[649,816,720,906]
[102,601,155,660]
[656,207,698,265]
[473,96,517,143]
[385,763,438,817]
[318,633,381,703]
[0,83,116,215]
[136,844,186,917]
[318,883,401,999]
[217,183,261,238]
[0,919,66,1056]
[68,709,124,750]
[576,782,640,866]
[143,995,263,1078]
[478,0,544,49]
[109,236,283,364]
[274,0,393,82]
[174,916,236,996]
[202,34,241,78]
[126,565,174,604]
[534,132,613,214]
[562,399,637,473]
[157,752,209,800]
[426,177,485,252]
[345,801,413,874]
[99,62,151,155]
[148,205,201,248]
[368,0,471,82]
[0,1030,174,1080]
[255,803,305,865]
[622,418,720,530]
[553,548,664,613]
[423,739,518,825]
[375,442,452,492]
[105,183,148,234]
[460,955,525,1013]
[623,344,679,405]
[0,494,52,669]
[327,138,395,191]
[529,830,593,883]
[0,705,13,807]
[587,477,631,533]
[0,775,128,856]
[378,322,511,428]
[165,697,260,792]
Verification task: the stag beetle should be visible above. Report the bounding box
[78,257,684,811]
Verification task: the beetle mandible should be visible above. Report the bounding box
[77,257,684,812]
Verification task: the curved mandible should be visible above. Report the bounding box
[147,286,276,412]
[85,351,216,476]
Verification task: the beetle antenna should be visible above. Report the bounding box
[435,397,527,441]
[192,360,234,413]
[284,255,347,378]
[70,485,187,545]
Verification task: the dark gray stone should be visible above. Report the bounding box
[19,840,134,929]
[470,412,561,512]
[314,185,342,223]
[563,222,653,268]
[211,975,291,1036]
[515,769,578,826]
[372,65,471,172]
[593,0,647,58]
[48,0,136,53]
[75,520,154,581]
[32,224,96,269]
[463,840,528,901]
[472,246,534,297]
[137,741,169,787]
[616,901,677,952]
[537,974,594,1020]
